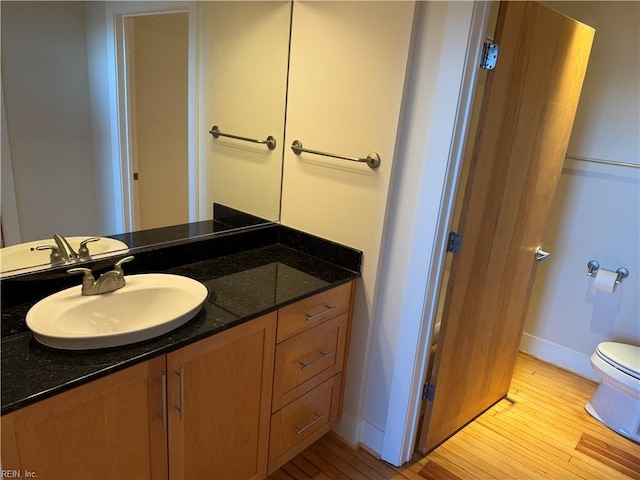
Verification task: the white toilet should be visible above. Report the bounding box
[585,342,640,443]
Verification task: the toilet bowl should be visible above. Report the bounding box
[585,342,640,443]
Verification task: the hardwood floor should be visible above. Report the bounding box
[268,352,640,480]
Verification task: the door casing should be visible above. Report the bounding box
[378,1,496,465]
[111,1,200,233]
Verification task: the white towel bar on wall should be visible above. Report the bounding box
[566,155,639,169]
[291,140,381,169]
[209,125,276,150]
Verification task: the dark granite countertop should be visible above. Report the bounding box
[1,242,360,415]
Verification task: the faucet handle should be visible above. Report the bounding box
[78,237,101,257]
[68,267,96,288]
[31,244,63,263]
[113,256,135,275]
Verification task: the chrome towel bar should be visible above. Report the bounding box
[209,125,276,150]
[566,155,639,169]
[291,140,381,169]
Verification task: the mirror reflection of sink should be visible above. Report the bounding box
[26,273,208,350]
[0,237,128,275]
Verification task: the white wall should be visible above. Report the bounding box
[1,1,99,242]
[86,1,124,237]
[201,1,291,221]
[359,1,480,461]
[522,1,640,380]
[1,90,21,246]
[280,1,415,445]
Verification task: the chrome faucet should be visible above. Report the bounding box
[32,235,101,264]
[53,233,79,260]
[68,256,134,296]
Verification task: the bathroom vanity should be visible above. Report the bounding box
[0,225,361,480]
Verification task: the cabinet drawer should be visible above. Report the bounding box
[272,314,347,412]
[277,282,352,343]
[268,374,342,474]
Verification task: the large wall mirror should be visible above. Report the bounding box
[0,1,291,277]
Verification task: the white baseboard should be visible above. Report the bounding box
[358,419,385,456]
[520,332,598,382]
[332,413,385,456]
[332,413,360,447]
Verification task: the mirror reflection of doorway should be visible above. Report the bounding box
[123,12,189,231]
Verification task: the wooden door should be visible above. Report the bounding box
[167,313,276,480]
[418,1,594,453]
[127,12,189,231]
[1,357,168,479]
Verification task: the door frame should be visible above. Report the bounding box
[108,1,200,232]
[377,1,496,466]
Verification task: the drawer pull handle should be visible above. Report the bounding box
[300,351,332,370]
[295,412,326,435]
[306,305,337,322]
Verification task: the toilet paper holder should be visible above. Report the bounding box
[587,260,629,284]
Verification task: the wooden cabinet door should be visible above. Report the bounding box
[167,313,276,480]
[417,1,594,453]
[1,357,168,480]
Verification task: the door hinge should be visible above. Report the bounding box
[446,231,462,254]
[480,42,499,70]
[133,172,139,181]
[422,382,436,402]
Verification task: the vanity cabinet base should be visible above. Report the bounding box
[0,314,276,480]
[167,312,275,480]
[267,280,355,474]
[268,373,342,474]
[1,281,355,480]
[1,357,168,480]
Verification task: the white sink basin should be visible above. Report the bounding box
[26,274,208,350]
[0,237,129,275]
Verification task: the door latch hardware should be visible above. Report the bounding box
[446,231,463,254]
[535,247,551,262]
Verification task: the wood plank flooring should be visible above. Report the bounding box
[268,352,640,480]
